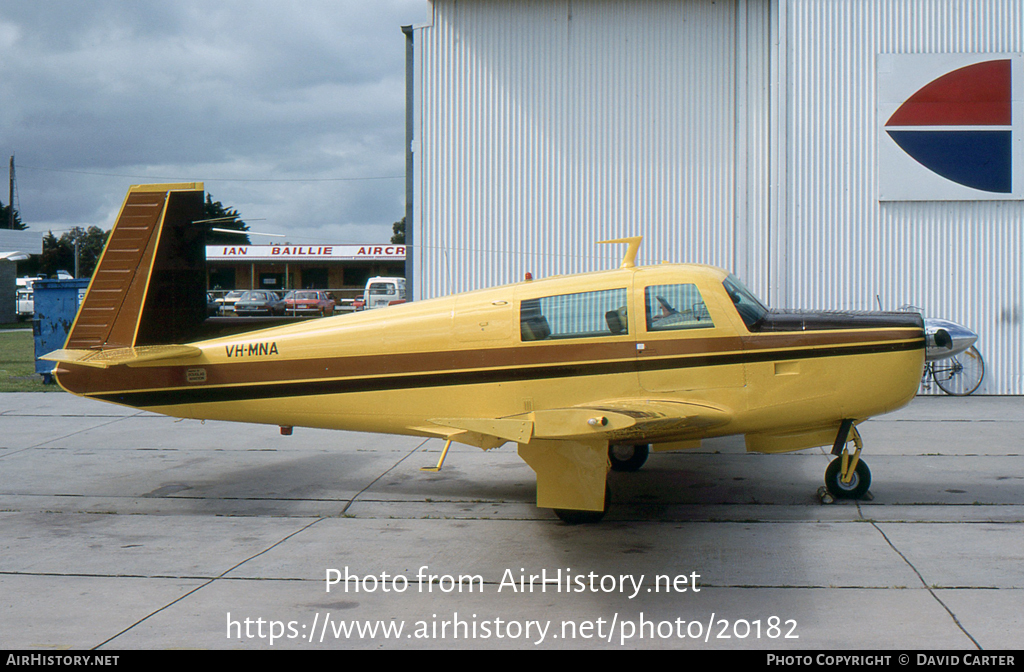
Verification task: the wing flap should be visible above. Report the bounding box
[428,417,534,444]
[408,423,517,450]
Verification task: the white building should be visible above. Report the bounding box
[1,229,43,323]
[406,0,1024,394]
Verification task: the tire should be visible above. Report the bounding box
[553,508,607,525]
[824,457,871,500]
[608,443,650,472]
[934,346,984,396]
[553,485,611,524]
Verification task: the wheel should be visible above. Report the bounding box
[934,346,984,396]
[553,508,606,525]
[824,457,871,500]
[553,485,611,524]
[608,443,650,472]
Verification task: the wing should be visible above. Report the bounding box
[556,399,732,442]
[424,399,732,513]
[425,398,731,449]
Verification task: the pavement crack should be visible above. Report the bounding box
[0,412,149,461]
[94,440,434,648]
[340,438,432,515]
[92,517,326,650]
[870,521,982,650]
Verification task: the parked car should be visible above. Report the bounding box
[233,290,286,316]
[283,290,336,316]
[217,290,245,315]
[206,293,220,317]
[16,288,34,320]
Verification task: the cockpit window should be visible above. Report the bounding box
[722,274,769,330]
[645,284,714,331]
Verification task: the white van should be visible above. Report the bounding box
[15,277,42,320]
[360,277,406,310]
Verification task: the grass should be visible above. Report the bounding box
[0,327,59,392]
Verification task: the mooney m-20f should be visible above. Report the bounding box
[44,184,977,523]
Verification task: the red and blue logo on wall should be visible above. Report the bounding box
[878,54,1022,201]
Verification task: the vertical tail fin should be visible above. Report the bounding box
[65,183,206,350]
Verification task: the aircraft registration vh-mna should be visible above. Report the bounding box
[43,184,977,523]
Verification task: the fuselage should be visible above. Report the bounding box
[54,263,925,453]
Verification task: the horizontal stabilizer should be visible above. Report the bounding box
[41,345,202,369]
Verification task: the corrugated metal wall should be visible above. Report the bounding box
[413,0,771,297]
[781,0,1024,393]
[413,0,1023,393]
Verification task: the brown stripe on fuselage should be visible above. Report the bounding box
[57,327,924,401]
[58,340,637,395]
[641,328,919,358]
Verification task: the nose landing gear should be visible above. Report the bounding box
[823,419,872,500]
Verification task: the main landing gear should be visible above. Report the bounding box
[553,484,612,525]
[823,419,871,500]
[550,443,652,524]
[552,444,652,524]
[608,443,650,472]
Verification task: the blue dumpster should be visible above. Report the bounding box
[32,279,90,383]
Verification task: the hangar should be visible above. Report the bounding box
[404,0,1024,394]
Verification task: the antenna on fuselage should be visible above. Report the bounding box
[597,236,643,269]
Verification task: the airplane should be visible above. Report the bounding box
[43,183,978,524]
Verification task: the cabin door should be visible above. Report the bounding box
[635,280,746,394]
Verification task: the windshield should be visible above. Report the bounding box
[722,274,769,330]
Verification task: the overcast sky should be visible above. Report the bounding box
[0,0,430,245]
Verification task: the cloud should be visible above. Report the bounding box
[0,0,428,242]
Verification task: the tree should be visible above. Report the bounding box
[39,232,71,277]
[38,227,110,278]
[0,200,25,230]
[202,194,250,245]
[391,216,405,244]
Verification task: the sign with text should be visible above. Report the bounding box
[206,245,405,262]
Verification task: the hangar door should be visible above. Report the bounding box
[412,0,771,301]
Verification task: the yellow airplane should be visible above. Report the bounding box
[44,183,970,523]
